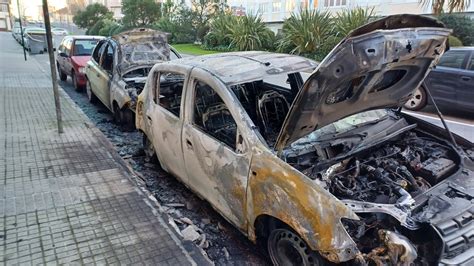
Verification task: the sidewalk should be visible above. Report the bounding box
[0,32,204,265]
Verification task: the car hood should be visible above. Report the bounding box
[71,56,90,67]
[113,28,170,74]
[274,14,451,152]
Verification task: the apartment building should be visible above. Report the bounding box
[0,0,11,31]
[227,0,474,32]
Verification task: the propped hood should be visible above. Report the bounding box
[113,28,171,74]
[274,14,451,152]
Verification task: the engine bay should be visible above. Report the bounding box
[283,129,461,264]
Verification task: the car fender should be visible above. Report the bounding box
[246,147,360,263]
[110,78,131,110]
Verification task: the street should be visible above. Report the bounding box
[28,35,269,265]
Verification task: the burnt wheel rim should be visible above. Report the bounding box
[406,87,423,108]
[268,229,319,266]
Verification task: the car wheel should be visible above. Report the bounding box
[58,64,67,81]
[71,71,82,91]
[404,86,427,111]
[121,109,135,132]
[86,80,98,104]
[142,134,158,163]
[268,228,324,266]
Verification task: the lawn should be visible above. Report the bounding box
[171,44,220,56]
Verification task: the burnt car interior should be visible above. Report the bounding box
[230,72,302,146]
[194,80,237,149]
[154,72,185,117]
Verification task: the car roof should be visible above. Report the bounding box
[169,51,318,85]
[65,35,105,40]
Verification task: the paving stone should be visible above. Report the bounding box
[0,33,198,265]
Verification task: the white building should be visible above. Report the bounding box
[227,0,474,32]
[0,0,11,31]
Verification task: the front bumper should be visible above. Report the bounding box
[75,72,87,86]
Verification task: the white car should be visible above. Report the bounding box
[52,28,68,36]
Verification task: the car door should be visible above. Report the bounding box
[425,50,469,106]
[95,41,114,110]
[87,40,106,100]
[456,51,474,112]
[57,37,70,73]
[63,38,73,76]
[146,64,189,181]
[181,68,251,230]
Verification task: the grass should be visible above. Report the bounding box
[171,43,220,55]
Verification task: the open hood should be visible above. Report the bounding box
[275,14,451,152]
[113,28,171,74]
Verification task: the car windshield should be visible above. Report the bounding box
[290,109,388,145]
[73,40,99,56]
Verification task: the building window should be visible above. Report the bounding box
[324,0,347,7]
[0,3,8,12]
[285,0,296,11]
[272,1,281,12]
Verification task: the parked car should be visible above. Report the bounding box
[56,36,104,91]
[136,15,473,265]
[51,27,68,36]
[404,47,474,113]
[85,28,181,130]
[22,27,47,54]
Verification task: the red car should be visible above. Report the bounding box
[56,36,104,90]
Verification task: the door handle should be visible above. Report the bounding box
[461,76,471,81]
[186,139,193,149]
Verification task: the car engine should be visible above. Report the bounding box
[284,130,461,264]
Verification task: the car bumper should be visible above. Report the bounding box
[75,72,87,86]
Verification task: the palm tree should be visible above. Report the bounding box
[420,0,471,15]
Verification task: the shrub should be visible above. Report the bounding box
[335,7,375,36]
[98,19,120,36]
[448,35,463,46]
[228,14,275,51]
[438,14,474,45]
[87,19,106,35]
[203,13,236,48]
[278,9,335,59]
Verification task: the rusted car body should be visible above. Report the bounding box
[136,15,473,265]
[85,28,181,129]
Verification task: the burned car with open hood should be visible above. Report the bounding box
[85,28,181,130]
[136,15,473,265]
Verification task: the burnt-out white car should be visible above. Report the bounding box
[85,28,181,130]
[136,15,473,265]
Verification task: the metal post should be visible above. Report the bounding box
[17,0,27,61]
[42,0,63,133]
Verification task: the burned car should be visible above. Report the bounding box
[85,28,181,130]
[136,15,473,265]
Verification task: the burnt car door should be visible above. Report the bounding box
[145,64,189,181]
[181,68,251,230]
[456,50,474,112]
[95,41,114,110]
[425,49,469,107]
[87,40,106,100]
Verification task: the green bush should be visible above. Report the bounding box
[278,9,335,58]
[98,19,120,36]
[228,14,275,51]
[203,13,236,48]
[449,35,463,46]
[335,7,375,36]
[154,8,196,44]
[87,19,106,35]
[438,14,474,46]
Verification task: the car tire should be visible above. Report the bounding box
[404,86,427,111]
[71,71,82,91]
[58,64,67,81]
[267,228,325,266]
[121,109,135,132]
[142,134,158,163]
[86,80,98,104]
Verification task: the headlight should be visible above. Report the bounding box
[78,67,86,74]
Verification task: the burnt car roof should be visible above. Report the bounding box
[171,51,318,85]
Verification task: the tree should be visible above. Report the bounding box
[73,3,112,30]
[122,0,162,27]
[190,0,226,41]
[419,0,471,15]
[438,14,474,45]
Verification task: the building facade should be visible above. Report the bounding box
[0,0,11,31]
[227,0,474,32]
